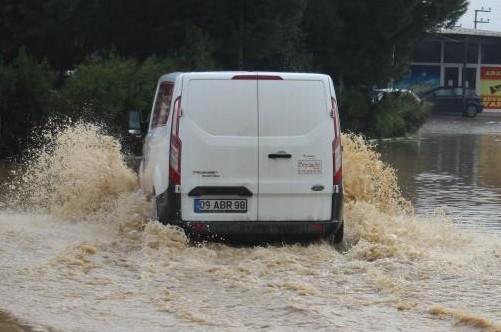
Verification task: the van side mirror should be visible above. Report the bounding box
[128,111,146,137]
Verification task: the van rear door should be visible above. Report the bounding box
[258,74,333,221]
[180,75,258,222]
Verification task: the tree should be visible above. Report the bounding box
[0,0,86,76]
[61,54,180,128]
[0,0,311,73]
[0,49,55,157]
[0,0,471,156]
[304,0,468,87]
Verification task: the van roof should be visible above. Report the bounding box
[158,72,332,83]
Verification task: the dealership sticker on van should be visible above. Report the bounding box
[194,199,248,213]
[193,170,221,178]
[298,160,323,175]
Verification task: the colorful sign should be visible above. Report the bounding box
[395,65,441,94]
[480,67,501,109]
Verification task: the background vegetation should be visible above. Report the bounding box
[0,0,467,158]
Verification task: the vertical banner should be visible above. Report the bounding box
[480,67,501,109]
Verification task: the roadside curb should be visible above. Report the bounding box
[478,111,501,118]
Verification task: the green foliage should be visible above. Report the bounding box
[0,0,311,72]
[304,0,468,86]
[0,49,55,157]
[178,25,217,70]
[339,88,371,134]
[0,0,467,79]
[371,98,409,138]
[399,95,431,134]
[0,0,86,71]
[60,54,180,127]
[342,91,431,138]
[237,0,311,70]
[0,0,468,157]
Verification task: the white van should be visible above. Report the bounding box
[129,72,343,243]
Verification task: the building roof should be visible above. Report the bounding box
[439,27,501,39]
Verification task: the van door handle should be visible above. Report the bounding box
[268,152,292,159]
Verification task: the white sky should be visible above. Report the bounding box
[458,0,501,31]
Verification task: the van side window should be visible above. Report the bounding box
[151,82,174,128]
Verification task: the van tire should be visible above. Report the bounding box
[328,222,344,245]
[154,192,170,225]
[151,198,159,220]
[463,104,478,118]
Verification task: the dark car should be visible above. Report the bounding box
[421,87,483,117]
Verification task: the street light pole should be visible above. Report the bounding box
[474,7,491,29]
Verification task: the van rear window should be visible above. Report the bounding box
[185,80,258,136]
[151,82,174,128]
[258,80,328,137]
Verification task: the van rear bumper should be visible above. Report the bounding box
[183,220,342,237]
[165,190,343,238]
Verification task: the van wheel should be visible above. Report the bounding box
[155,193,170,225]
[151,195,159,220]
[328,222,344,245]
[463,104,478,118]
[152,196,169,224]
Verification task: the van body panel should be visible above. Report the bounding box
[179,78,259,222]
[139,72,342,237]
[257,78,333,221]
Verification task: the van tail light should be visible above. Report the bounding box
[331,98,342,186]
[333,139,342,186]
[169,97,182,185]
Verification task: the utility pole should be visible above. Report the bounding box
[474,7,491,29]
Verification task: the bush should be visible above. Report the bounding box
[339,88,430,138]
[399,94,431,133]
[369,93,430,138]
[60,54,181,131]
[0,49,56,158]
[338,88,371,134]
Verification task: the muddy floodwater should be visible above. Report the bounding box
[0,118,500,332]
[0,164,9,184]
[378,115,501,231]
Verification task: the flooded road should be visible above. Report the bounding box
[0,119,500,332]
[0,163,10,186]
[378,115,501,231]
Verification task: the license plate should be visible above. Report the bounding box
[194,199,247,213]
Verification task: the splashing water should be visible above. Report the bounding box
[8,122,138,218]
[0,123,500,331]
[342,133,412,215]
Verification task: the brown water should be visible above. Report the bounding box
[0,311,34,332]
[0,120,500,332]
[0,164,9,186]
[378,115,501,231]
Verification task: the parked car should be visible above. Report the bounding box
[128,72,344,244]
[369,88,421,104]
[421,87,483,117]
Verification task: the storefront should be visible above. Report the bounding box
[398,28,501,111]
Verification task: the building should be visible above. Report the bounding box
[397,28,501,111]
